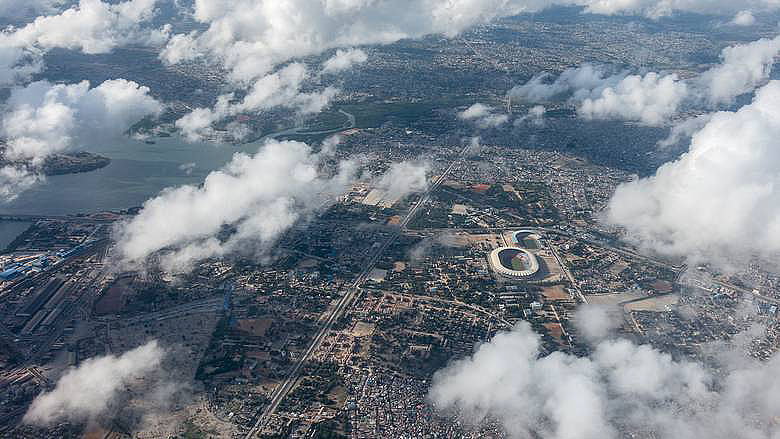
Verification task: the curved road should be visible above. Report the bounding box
[262,109,356,140]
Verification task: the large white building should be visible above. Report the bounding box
[488,247,539,278]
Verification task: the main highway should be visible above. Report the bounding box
[244,145,468,437]
[545,234,588,304]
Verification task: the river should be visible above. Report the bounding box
[0,135,260,216]
[0,108,355,216]
[0,221,31,250]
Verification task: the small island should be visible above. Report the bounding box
[0,151,111,176]
[39,151,111,176]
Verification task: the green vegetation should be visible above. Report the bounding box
[301,110,350,131]
[179,420,217,439]
[341,96,473,129]
[511,255,527,271]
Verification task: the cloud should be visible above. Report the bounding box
[160,0,551,139]
[512,67,685,126]
[605,81,780,261]
[0,166,41,201]
[408,232,460,262]
[0,0,167,202]
[656,113,712,148]
[527,105,546,125]
[430,321,780,439]
[114,138,358,272]
[458,103,509,128]
[510,35,780,126]
[175,63,338,142]
[574,304,621,342]
[509,63,614,103]
[320,134,342,155]
[322,48,368,74]
[178,162,196,175]
[513,105,547,127]
[732,10,756,26]
[1,0,165,54]
[161,0,780,83]
[162,1,780,139]
[458,103,492,120]
[375,160,429,201]
[0,46,43,87]
[160,0,554,84]
[114,151,426,272]
[696,35,780,107]
[429,322,617,439]
[578,72,688,125]
[577,0,780,18]
[464,136,485,157]
[3,79,162,163]
[24,340,165,426]
[0,78,162,200]
[0,0,166,86]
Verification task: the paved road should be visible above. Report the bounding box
[262,108,356,140]
[708,279,780,306]
[243,145,468,438]
[545,235,588,304]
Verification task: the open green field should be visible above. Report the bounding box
[341,95,488,129]
[303,110,351,131]
[512,255,527,271]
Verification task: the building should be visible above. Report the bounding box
[511,230,542,249]
[488,247,539,278]
[0,268,21,281]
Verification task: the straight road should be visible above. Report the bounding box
[545,235,588,304]
[244,145,468,437]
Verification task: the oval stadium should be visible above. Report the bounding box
[489,247,539,278]
[511,230,542,249]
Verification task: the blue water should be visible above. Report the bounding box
[0,221,30,249]
[0,136,261,216]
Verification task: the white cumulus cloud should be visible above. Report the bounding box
[458,103,509,128]
[732,10,756,26]
[162,1,780,139]
[24,340,165,426]
[322,48,368,74]
[0,166,41,201]
[375,161,430,201]
[696,35,780,107]
[430,321,780,439]
[0,78,162,200]
[512,67,686,126]
[0,0,166,86]
[160,0,553,84]
[114,139,358,272]
[510,63,613,103]
[574,304,621,342]
[175,63,338,142]
[605,80,780,261]
[1,0,165,54]
[510,35,780,126]
[3,79,162,163]
[160,0,555,139]
[578,72,688,125]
